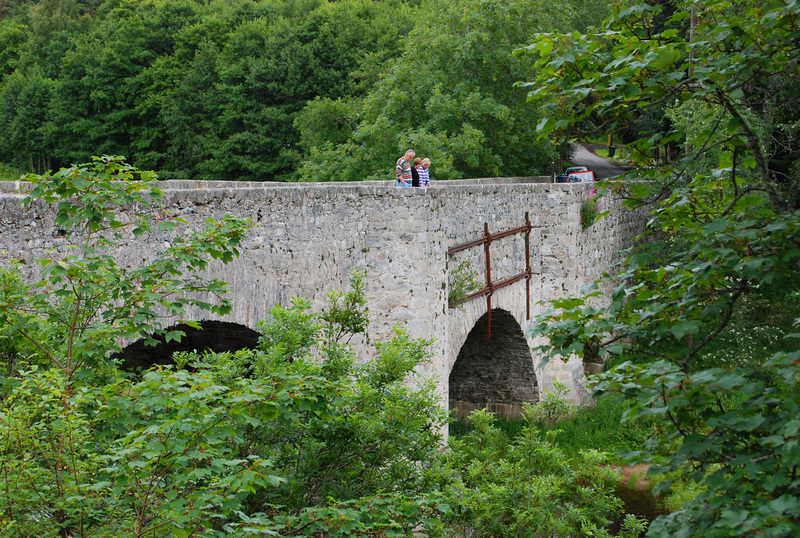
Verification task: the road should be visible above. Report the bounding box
[570,143,632,180]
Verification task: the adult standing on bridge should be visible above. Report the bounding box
[395,149,415,187]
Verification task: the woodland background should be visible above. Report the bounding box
[0,0,606,181]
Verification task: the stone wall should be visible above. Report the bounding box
[0,178,646,422]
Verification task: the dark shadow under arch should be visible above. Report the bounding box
[449,309,539,419]
[115,320,260,373]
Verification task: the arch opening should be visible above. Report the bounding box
[115,320,260,372]
[449,309,538,419]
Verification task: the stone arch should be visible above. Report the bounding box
[115,320,261,372]
[448,308,539,419]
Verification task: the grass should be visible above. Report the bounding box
[585,135,611,146]
[450,414,527,439]
[0,163,23,181]
[559,161,578,171]
[451,394,660,464]
[540,395,660,461]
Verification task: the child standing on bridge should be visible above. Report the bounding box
[411,158,422,187]
[417,158,431,187]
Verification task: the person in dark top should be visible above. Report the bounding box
[411,158,422,187]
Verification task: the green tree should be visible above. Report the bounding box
[26,0,83,43]
[0,68,54,173]
[520,0,800,208]
[297,0,609,182]
[0,19,27,78]
[12,0,92,79]
[39,0,198,169]
[199,0,413,181]
[0,0,416,180]
[294,95,362,155]
[521,0,800,535]
[139,0,241,176]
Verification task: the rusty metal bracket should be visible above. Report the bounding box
[447,212,533,338]
[484,222,494,338]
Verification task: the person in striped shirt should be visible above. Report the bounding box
[395,149,415,187]
[417,158,431,187]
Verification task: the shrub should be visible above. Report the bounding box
[448,258,481,307]
[435,408,647,538]
[580,187,602,230]
[527,380,573,427]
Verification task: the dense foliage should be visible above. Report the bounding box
[1,0,606,182]
[436,408,646,538]
[0,0,415,180]
[522,0,800,535]
[298,0,609,181]
[521,0,800,209]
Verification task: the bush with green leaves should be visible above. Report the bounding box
[434,408,646,538]
[0,288,449,537]
[527,379,573,427]
[538,392,660,461]
[592,351,800,536]
[447,258,481,308]
[0,156,256,535]
[580,187,602,230]
[105,298,448,536]
[1,155,249,381]
[0,162,20,180]
[452,391,663,464]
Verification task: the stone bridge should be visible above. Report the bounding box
[0,177,645,421]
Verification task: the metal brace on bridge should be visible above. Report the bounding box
[447,211,533,339]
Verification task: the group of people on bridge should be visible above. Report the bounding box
[395,149,432,188]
